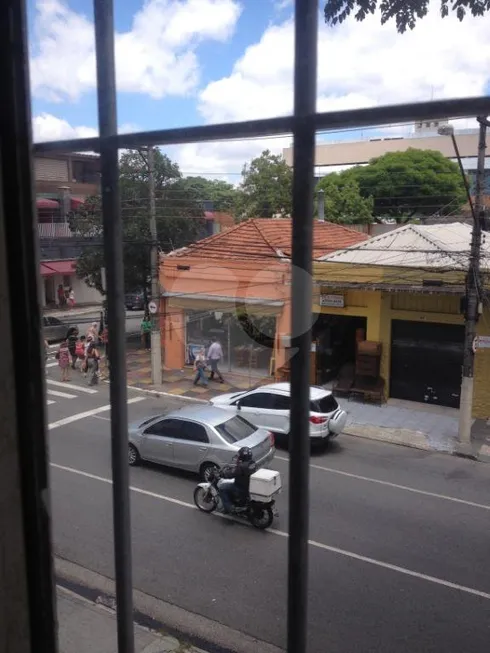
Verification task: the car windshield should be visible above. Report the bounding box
[310,395,338,414]
[215,415,256,444]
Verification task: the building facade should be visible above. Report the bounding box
[314,223,490,418]
[35,152,103,307]
[159,218,367,376]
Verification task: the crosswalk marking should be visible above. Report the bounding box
[46,362,58,368]
[47,400,56,405]
[47,389,77,399]
[47,379,98,394]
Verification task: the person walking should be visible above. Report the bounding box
[66,326,79,369]
[141,314,152,351]
[56,340,71,382]
[193,347,208,387]
[207,336,224,383]
[86,321,98,341]
[85,337,101,386]
[68,287,75,308]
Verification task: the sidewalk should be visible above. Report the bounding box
[44,304,102,318]
[127,348,271,402]
[343,397,490,462]
[58,586,207,653]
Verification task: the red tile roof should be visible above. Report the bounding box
[168,218,368,261]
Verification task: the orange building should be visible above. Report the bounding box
[160,218,367,376]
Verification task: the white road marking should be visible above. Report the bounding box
[47,400,56,405]
[274,455,490,512]
[50,462,490,602]
[93,415,111,421]
[47,379,98,394]
[47,389,77,399]
[46,362,58,368]
[48,396,145,430]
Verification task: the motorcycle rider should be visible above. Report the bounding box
[219,446,257,514]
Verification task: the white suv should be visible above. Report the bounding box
[210,383,347,444]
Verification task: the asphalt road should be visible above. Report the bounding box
[46,379,490,653]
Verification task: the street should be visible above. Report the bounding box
[54,309,144,337]
[46,378,490,653]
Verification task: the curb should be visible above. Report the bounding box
[55,557,285,653]
[126,384,210,404]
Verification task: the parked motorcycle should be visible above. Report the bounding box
[193,467,281,530]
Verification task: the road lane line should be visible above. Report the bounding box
[47,400,56,405]
[275,455,490,511]
[47,389,77,399]
[48,396,145,430]
[46,362,58,368]
[50,462,490,602]
[93,415,111,421]
[47,379,98,394]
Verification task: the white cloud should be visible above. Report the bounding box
[185,5,490,176]
[30,0,241,102]
[32,113,139,142]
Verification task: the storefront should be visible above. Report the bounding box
[184,308,275,373]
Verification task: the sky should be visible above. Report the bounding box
[29,0,490,181]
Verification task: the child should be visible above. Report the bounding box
[75,335,86,372]
[56,340,71,382]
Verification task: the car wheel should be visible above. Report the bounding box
[128,444,140,466]
[200,462,220,482]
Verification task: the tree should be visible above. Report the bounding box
[324,0,490,33]
[238,150,292,219]
[342,148,467,221]
[316,174,374,223]
[69,149,205,295]
[174,176,240,214]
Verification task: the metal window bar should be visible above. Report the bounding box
[3,0,490,650]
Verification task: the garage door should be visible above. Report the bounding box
[390,320,464,408]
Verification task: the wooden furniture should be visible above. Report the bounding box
[348,341,385,404]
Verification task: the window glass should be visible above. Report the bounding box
[271,394,290,410]
[179,422,209,443]
[239,392,272,409]
[215,415,256,444]
[310,395,338,414]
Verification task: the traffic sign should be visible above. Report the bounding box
[148,301,157,314]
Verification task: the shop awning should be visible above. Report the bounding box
[163,291,284,315]
[70,197,85,210]
[40,260,75,277]
[36,198,59,210]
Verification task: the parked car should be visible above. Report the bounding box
[43,316,67,343]
[210,382,347,444]
[125,290,145,311]
[128,404,275,480]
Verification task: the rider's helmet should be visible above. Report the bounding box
[237,446,253,462]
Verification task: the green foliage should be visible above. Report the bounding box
[174,176,239,213]
[238,150,292,219]
[324,0,489,33]
[69,149,205,294]
[342,148,467,221]
[316,174,374,223]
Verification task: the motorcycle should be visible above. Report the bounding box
[193,467,280,530]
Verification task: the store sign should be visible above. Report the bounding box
[320,294,344,308]
[474,335,490,351]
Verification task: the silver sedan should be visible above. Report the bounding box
[128,404,275,480]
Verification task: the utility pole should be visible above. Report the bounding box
[458,116,488,454]
[146,146,162,385]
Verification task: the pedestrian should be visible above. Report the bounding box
[56,339,71,382]
[100,325,109,375]
[86,321,98,341]
[85,337,101,386]
[68,287,75,308]
[57,284,66,308]
[66,325,79,369]
[75,336,86,372]
[207,336,224,383]
[141,313,152,351]
[44,339,49,374]
[193,347,208,387]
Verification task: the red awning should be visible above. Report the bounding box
[70,197,85,210]
[40,260,75,277]
[36,198,59,209]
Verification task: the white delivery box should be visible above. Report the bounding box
[249,469,282,501]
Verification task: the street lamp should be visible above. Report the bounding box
[437,124,475,220]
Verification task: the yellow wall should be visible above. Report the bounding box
[313,285,490,419]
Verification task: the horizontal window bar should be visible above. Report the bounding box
[33,96,490,154]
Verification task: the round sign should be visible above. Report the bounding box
[148,301,157,314]
[472,336,478,354]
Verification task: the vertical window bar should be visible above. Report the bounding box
[93,2,135,652]
[288,2,318,652]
